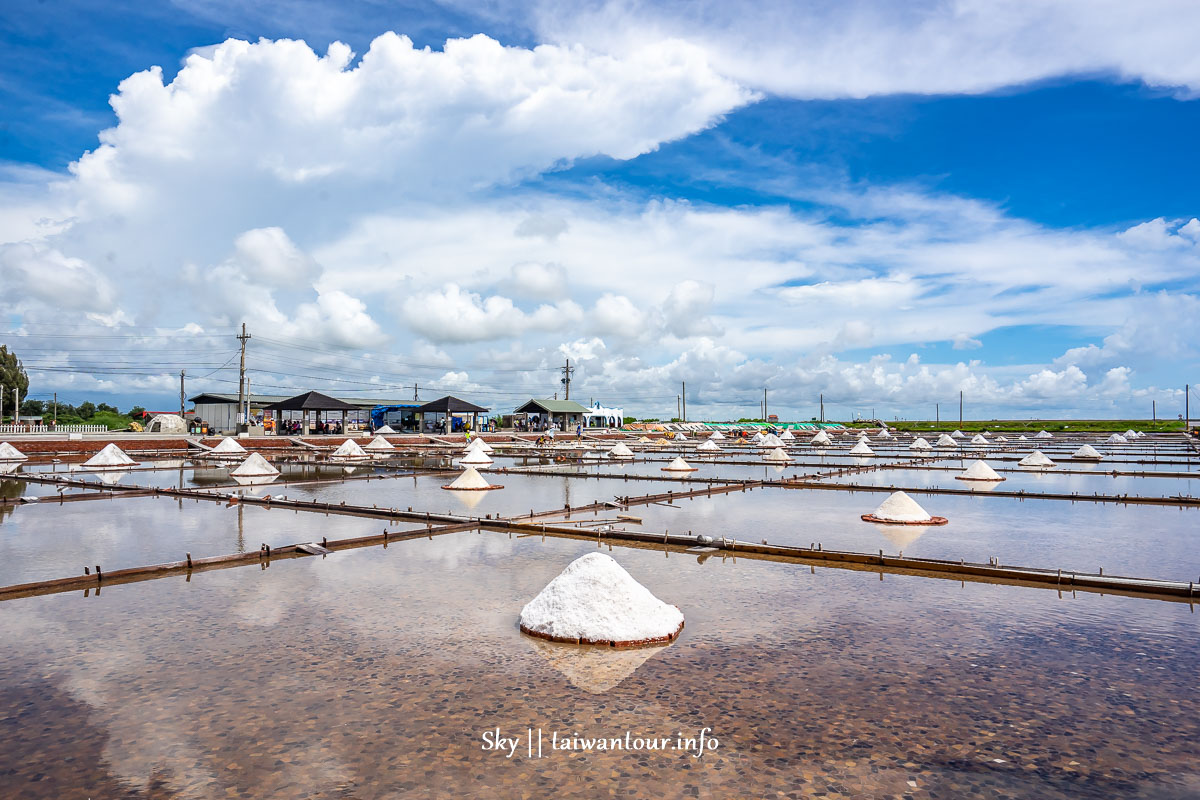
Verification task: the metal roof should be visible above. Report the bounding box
[189,392,418,408]
[262,391,360,412]
[412,395,490,414]
[515,398,590,414]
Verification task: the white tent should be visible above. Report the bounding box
[364,435,395,452]
[763,447,791,463]
[1019,450,1056,468]
[211,437,247,456]
[957,460,1004,481]
[0,442,27,461]
[661,457,696,472]
[519,552,683,645]
[1105,433,1127,444]
[460,449,494,466]
[970,434,988,444]
[81,443,137,469]
[1034,430,1054,439]
[697,439,721,452]
[950,430,966,439]
[867,491,933,523]
[444,466,497,490]
[146,413,187,434]
[1071,444,1104,460]
[935,434,958,448]
[331,439,369,460]
[909,437,932,450]
[608,442,635,459]
[849,440,875,456]
[231,452,279,477]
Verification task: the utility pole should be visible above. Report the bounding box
[959,391,963,426]
[682,381,686,422]
[936,403,939,425]
[53,392,57,425]
[236,322,251,430]
[763,388,768,422]
[676,395,681,420]
[1187,384,1190,428]
[819,393,824,423]
[560,359,574,400]
[179,371,186,418]
[413,383,420,401]
[1153,400,1156,421]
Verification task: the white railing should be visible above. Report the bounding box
[0,424,110,434]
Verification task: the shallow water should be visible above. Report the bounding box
[1,531,1197,799]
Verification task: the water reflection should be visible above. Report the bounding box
[525,636,667,693]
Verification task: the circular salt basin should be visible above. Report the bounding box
[519,553,684,648]
[861,490,949,526]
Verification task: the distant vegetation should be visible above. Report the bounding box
[11,398,138,429]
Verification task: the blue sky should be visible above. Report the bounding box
[1,1,1198,420]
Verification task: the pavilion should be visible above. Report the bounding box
[413,395,490,435]
[514,398,590,432]
[263,391,360,436]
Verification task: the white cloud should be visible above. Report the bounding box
[400,283,582,343]
[537,0,1200,98]
[509,261,568,299]
[0,242,117,315]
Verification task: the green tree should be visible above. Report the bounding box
[0,345,29,419]
[97,402,118,414]
[78,401,96,419]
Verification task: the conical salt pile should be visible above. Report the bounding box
[708,431,725,440]
[759,433,784,448]
[1136,431,1146,438]
[763,447,791,463]
[697,439,720,452]
[674,432,689,441]
[374,425,397,434]
[957,460,1004,481]
[444,466,496,490]
[982,430,992,437]
[231,452,279,477]
[1124,429,1137,439]
[1019,450,1056,467]
[637,436,653,444]
[811,431,833,446]
[1034,430,1053,439]
[751,432,765,443]
[82,443,137,469]
[465,438,494,453]
[661,457,696,472]
[1018,434,1028,440]
[332,439,368,459]
[519,553,684,646]
[609,442,635,459]
[970,434,988,444]
[950,430,965,438]
[211,437,247,455]
[460,449,494,465]
[909,437,932,450]
[868,491,933,523]
[0,442,28,461]
[996,435,1008,442]
[849,440,875,456]
[1106,433,1127,444]
[1072,444,1104,460]
[935,434,958,448]
[780,430,795,440]
[876,429,892,439]
[364,435,395,451]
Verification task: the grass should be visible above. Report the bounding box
[845,419,1185,433]
[36,410,134,430]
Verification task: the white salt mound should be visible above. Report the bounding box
[609,442,634,459]
[996,436,1008,442]
[211,438,247,455]
[780,430,795,440]
[951,430,965,439]
[763,447,791,462]
[0,442,27,461]
[82,443,136,469]
[231,452,279,477]
[697,440,721,452]
[1018,434,1028,441]
[674,432,689,441]
[364,435,395,451]
[460,450,494,465]
[1019,450,1055,467]
[332,439,368,459]
[935,434,958,448]
[466,438,494,453]
[1072,444,1104,460]
[1034,430,1053,439]
[662,457,694,471]
[446,466,493,490]
[811,431,833,446]
[374,425,397,434]
[871,491,932,523]
[519,553,683,645]
[970,434,988,444]
[849,441,875,455]
[759,433,784,448]
[909,437,932,450]
[876,429,892,439]
[1124,429,1137,438]
[959,460,1003,481]
[1106,433,1127,444]
[708,431,725,441]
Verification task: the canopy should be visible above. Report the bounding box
[415,395,489,415]
[264,391,358,412]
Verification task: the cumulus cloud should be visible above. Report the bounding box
[400,283,582,343]
[536,0,1200,98]
[0,242,117,316]
[509,261,568,299]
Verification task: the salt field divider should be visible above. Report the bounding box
[774,480,1200,507]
